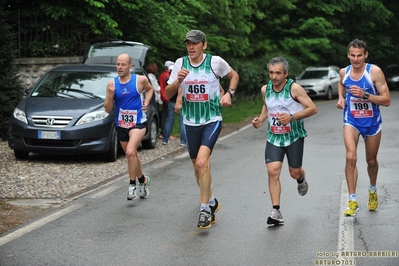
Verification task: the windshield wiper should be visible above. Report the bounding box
[60,88,103,99]
[39,86,77,98]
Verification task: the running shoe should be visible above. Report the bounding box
[197,209,212,229]
[267,209,284,225]
[127,185,137,200]
[139,176,151,199]
[344,200,359,217]
[210,198,221,224]
[297,178,308,196]
[368,189,378,211]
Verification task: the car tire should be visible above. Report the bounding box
[14,150,29,160]
[325,87,333,100]
[103,127,118,162]
[141,118,158,149]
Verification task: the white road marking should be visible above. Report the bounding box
[0,204,83,247]
[90,185,121,199]
[217,124,252,141]
[337,180,355,260]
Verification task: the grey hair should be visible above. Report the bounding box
[267,56,289,73]
[347,39,368,53]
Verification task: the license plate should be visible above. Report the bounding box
[38,131,61,140]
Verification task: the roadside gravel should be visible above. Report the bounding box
[0,138,186,200]
[0,118,251,201]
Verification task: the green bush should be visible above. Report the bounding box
[0,4,24,140]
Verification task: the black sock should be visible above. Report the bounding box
[138,175,145,184]
[273,205,280,210]
[297,177,304,184]
[130,179,136,185]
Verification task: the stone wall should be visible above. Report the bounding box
[15,56,83,88]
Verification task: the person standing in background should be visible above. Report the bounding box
[336,39,391,217]
[158,61,177,142]
[146,62,163,107]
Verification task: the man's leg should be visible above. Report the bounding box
[162,102,176,143]
[179,113,187,145]
[365,131,381,186]
[286,138,308,196]
[195,146,212,206]
[365,131,381,211]
[266,161,284,224]
[266,161,283,206]
[120,128,146,200]
[343,125,360,216]
[343,125,360,195]
[125,128,146,178]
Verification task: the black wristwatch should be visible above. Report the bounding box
[290,114,295,122]
[227,88,235,98]
[363,92,370,99]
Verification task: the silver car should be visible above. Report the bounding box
[295,66,340,100]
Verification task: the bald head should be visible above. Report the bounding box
[116,53,132,79]
[117,53,132,64]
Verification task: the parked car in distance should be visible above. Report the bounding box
[295,66,340,100]
[383,64,399,90]
[8,64,159,162]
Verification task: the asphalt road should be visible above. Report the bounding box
[1,92,398,266]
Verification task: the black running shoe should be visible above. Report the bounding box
[197,210,212,229]
[209,198,221,224]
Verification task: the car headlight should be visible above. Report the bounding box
[76,107,109,125]
[392,76,399,82]
[13,108,28,124]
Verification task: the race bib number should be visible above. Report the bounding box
[118,108,137,128]
[269,113,291,134]
[185,83,209,102]
[349,97,373,118]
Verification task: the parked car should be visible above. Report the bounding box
[295,66,340,100]
[82,40,151,68]
[383,64,399,90]
[7,64,159,162]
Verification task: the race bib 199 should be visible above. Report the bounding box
[349,97,373,118]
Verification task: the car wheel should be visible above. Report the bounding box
[325,87,333,100]
[14,150,29,160]
[103,127,118,162]
[141,118,158,149]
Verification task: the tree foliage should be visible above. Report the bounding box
[0,0,24,140]
[3,0,399,92]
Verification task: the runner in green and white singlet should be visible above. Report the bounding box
[252,56,317,225]
[165,30,239,229]
[265,78,308,147]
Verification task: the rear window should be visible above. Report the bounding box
[87,45,144,59]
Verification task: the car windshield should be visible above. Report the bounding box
[299,70,328,79]
[31,71,114,99]
[87,44,143,59]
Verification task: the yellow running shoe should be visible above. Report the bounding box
[344,200,359,217]
[368,189,378,211]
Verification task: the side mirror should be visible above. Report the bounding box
[24,88,33,96]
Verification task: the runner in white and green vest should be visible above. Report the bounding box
[165,30,239,229]
[252,56,317,225]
